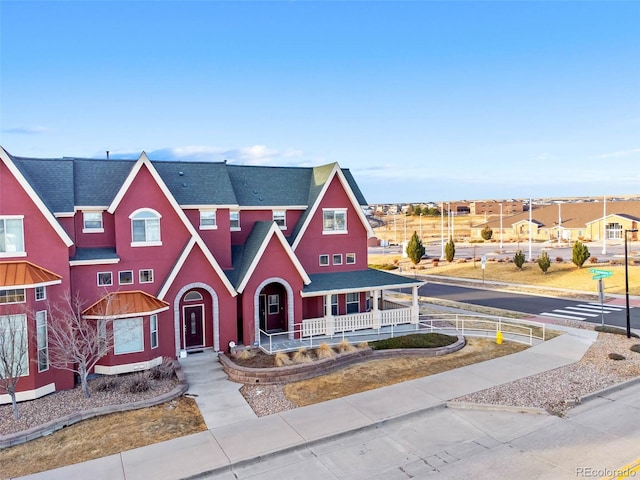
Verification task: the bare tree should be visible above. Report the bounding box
[0,312,30,419]
[47,290,125,398]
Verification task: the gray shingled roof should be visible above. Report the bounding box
[70,247,119,262]
[303,269,423,295]
[229,221,277,289]
[227,164,313,206]
[73,159,135,207]
[154,161,237,206]
[10,156,76,213]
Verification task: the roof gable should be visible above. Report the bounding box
[235,221,310,293]
[0,147,74,247]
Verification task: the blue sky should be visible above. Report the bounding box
[1,1,638,204]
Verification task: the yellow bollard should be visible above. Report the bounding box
[496,330,503,345]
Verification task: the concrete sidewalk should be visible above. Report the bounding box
[18,324,599,480]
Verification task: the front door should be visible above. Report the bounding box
[183,305,204,349]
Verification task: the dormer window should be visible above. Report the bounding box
[0,216,25,257]
[230,211,240,231]
[83,212,104,233]
[199,210,217,230]
[130,209,162,246]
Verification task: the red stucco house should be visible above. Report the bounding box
[0,146,422,402]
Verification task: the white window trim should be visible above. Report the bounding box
[346,253,356,264]
[97,271,113,287]
[333,254,343,265]
[150,314,159,349]
[0,215,26,258]
[273,210,287,230]
[82,211,104,233]
[129,208,162,247]
[139,269,154,284]
[346,293,360,314]
[199,209,218,230]
[119,270,134,285]
[230,211,241,231]
[319,254,329,266]
[322,208,348,235]
[114,317,144,355]
[36,310,49,372]
[35,286,46,301]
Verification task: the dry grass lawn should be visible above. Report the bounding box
[0,397,206,479]
[284,338,527,406]
[368,253,640,296]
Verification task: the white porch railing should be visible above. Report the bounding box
[381,308,412,326]
[335,311,374,332]
[302,307,412,337]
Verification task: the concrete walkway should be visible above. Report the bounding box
[18,323,601,480]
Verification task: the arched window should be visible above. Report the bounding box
[129,209,162,246]
[184,291,203,302]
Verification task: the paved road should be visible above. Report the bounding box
[417,282,639,329]
[201,383,640,480]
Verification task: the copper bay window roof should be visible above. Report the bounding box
[0,261,63,288]
[82,290,170,319]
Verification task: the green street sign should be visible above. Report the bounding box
[592,272,613,280]
[590,268,613,275]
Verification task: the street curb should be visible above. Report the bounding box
[444,401,548,415]
[0,360,188,449]
[575,375,640,405]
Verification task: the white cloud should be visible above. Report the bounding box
[596,148,640,159]
[3,126,50,135]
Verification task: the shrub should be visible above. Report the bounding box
[537,251,551,274]
[292,347,313,364]
[149,357,175,380]
[572,240,591,268]
[630,344,640,354]
[445,238,455,262]
[555,256,563,263]
[235,349,257,361]
[127,371,152,393]
[589,257,599,264]
[608,353,626,361]
[357,342,369,349]
[336,340,357,353]
[370,333,457,350]
[316,343,335,359]
[275,352,292,367]
[513,250,525,269]
[93,375,118,392]
[481,226,493,240]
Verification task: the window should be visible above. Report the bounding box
[346,292,360,314]
[319,254,329,266]
[82,212,103,232]
[119,271,133,285]
[139,269,154,283]
[0,217,25,256]
[184,291,203,302]
[97,272,113,286]
[0,314,28,376]
[268,294,279,314]
[0,288,25,304]
[230,211,240,230]
[130,209,161,246]
[332,254,343,265]
[199,210,217,229]
[35,286,46,301]
[322,209,347,234]
[114,318,144,354]
[323,294,338,316]
[36,311,48,372]
[98,320,107,355]
[150,314,158,349]
[273,211,286,229]
[346,253,356,264]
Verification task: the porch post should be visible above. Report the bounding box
[372,290,382,329]
[325,294,335,336]
[411,285,419,324]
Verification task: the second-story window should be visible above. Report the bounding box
[322,209,347,234]
[130,209,161,246]
[0,216,25,257]
[273,210,286,229]
[83,212,103,233]
[199,210,217,230]
[230,211,240,230]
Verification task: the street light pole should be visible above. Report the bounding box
[625,228,638,338]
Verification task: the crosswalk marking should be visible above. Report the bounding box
[539,303,632,321]
[563,307,600,316]
[540,312,586,320]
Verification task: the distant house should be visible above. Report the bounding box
[473,201,640,242]
[0,147,423,402]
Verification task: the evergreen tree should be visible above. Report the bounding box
[481,226,493,241]
[513,250,525,269]
[406,232,425,276]
[445,237,456,262]
[572,240,591,268]
[537,251,551,274]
